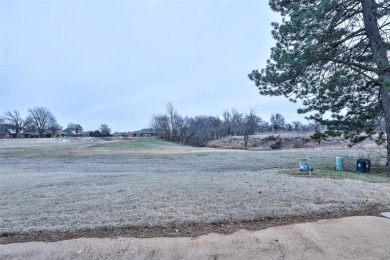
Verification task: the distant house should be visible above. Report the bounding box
[62,128,89,137]
[21,129,70,138]
[63,128,76,136]
[22,130,39,138]
[0,125,76,138]
[0,124,17,139]
[112,132,128,137]
[130,128,158,137]
[55,130,68,137]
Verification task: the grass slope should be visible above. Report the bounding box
[89,138,182,150]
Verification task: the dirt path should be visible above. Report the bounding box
[1,216,389,260]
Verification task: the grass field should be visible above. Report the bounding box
[1,137,389,239]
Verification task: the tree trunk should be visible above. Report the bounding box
[244,135,249,150]
[380,84,390,167]
[362,0,390,167]
[15,127,21,138]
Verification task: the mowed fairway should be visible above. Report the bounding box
[1,138,389,242]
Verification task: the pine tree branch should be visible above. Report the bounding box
[330,29,366,48]
[349,65,377,80]
[323,57,377,72]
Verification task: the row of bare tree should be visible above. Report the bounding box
[150,103,321,149]
[1,107,59,138]
[1,107,111,137]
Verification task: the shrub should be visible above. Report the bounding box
[311,132,327,145]
[270,140,282,149]
[266,135,279,141]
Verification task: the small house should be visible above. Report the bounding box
[130,128,158,137]
[0,124,17,139]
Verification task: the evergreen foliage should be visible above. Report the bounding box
[249,0,390,166]
[89,130,101,137]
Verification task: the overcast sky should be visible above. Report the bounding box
[0,0,306,132]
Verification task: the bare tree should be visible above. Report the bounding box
[221,110,232,136]
[48,117,62,137]
[183,116,222,146]
[230,109,244,136]
[270,113,285,133]
[150,105,293,150]
[292,121,303,132]
[67,123,75,130]
[242,109,260,150]
[1,110,28,137]
[285,123,293,132]
[151,114,169,139]
[165,102,184,142]
[74,124,83,136]
[151,106,224,146]
[100,124,111,136]
[153,102,185,142]
[257,119,269,133]
[27,107,56,137]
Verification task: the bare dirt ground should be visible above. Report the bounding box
[1,137,389,258]
[1,216,389,259]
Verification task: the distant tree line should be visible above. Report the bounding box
[1,107,111,138]
[89,124,111,137]
[151,103,324,149]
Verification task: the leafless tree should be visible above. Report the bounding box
[230,109,244,136]
[151,105,224,146]
[221,110,232,136]
[242,109,260,150]
[183,116,222,146]
[67,123,75,130]
[270,113,285,133]
[74,124,83,136]
[257,119,269,133]
[48,117,62,137]
[292,121,303,132]
[100,123,111,136]
[27,107,56,137]
[150,105,299,149]
[285,123,293,132]
[151,102,184,142]
[165,102,184,142]
[150,114,169,139]
[1,110,28,137]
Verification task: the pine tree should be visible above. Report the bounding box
[249,0,390,166]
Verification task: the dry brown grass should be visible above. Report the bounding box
[1,137,389,238]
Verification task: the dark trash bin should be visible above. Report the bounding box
[356,158,370,173]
